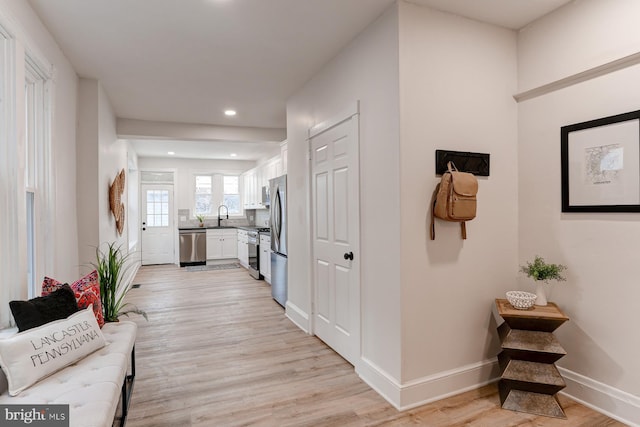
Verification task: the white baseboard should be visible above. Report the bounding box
[285,300,310,334]
[398,358,500,410]
[357,357,402,408]
[357,357,500,410]
[559,367,640,427]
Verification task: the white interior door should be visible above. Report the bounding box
[141,184,175,265]
[310,107,360,366]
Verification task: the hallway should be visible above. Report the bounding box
[123,264,622,426]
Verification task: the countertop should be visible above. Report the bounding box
[178,225,236,231]
[178,225,270,232]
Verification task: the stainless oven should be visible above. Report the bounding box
[247,230,261,280]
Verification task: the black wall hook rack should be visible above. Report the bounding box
[435,149,490,176]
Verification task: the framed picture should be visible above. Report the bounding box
[561,109,640,212]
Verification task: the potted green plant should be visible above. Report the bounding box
[196,214,205,227]
[519,255,567,306]
[92,242,147,322]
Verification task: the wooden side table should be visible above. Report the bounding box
[495,299,570,418]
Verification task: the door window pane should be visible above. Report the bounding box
[146,190,169,228]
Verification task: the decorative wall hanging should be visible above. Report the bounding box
[561,109,640,212]
[109,168,126,235]
[435,150,490,176]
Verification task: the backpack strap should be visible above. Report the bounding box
[447,161,458,173]
[460,222,467,239]
[430,183,440,240]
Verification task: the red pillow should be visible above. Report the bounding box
[41,270,105,327]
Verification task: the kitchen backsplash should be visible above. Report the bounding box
[255,209,270,227]
[177,207,269,228]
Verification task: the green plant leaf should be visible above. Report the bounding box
[92,242,147,322]
[519,255,567,283]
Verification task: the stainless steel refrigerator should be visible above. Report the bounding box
[269,174,287,307]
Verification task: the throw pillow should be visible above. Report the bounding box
[42,270,105,327]
[0,307,106,396]
[9,285,79,332]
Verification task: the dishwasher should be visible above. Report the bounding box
[179,228,207,267]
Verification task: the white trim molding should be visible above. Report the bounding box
[514,51,640,102]
[357,357,402,407]
[285,300,311,334]
[308,100,359,139]
[559,367,640,427]
[357,357,500,410]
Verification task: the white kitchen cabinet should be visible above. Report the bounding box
[260,157,277,188]
[206,229,238,260]
[259,233,271,284]
[242,168,260,209]
[237,229,249,268]
[242,156,281,210]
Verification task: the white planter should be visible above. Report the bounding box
[535,281,548,306]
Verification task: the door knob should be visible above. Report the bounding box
[343,252,354,261]
[142,228,146,231]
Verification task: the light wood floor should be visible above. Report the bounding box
[123,264,625,426]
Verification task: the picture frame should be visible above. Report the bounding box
[561,109,640,212]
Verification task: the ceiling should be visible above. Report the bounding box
[29,0,571,160]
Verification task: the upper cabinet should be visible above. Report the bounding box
[242,168,259,209]
[242,153,283,210]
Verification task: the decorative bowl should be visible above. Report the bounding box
[506,291,537,310]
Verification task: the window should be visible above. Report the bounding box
[25,78,37,298]
[223,175,240,214]
[193,174,242,217]
[195,175,213,215]
[146,189,169,227]
[24,55,51,299]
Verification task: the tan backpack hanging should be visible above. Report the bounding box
[430,161,478,240]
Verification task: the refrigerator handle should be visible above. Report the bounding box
[274,189,281,242]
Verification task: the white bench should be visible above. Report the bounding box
[0,321,137,427]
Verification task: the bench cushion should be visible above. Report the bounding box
[0,320,136,427]
[0,307,106,396]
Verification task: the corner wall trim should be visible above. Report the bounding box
[514,51,640,102]
[357,357,402,409]
[285,300,310,334]
[558,367,640,427]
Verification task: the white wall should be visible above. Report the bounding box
[98,82,128,249]
[76,79,100,266]
[287,2,402,383]
[518,0,640,93]
[0,0,78,295]
[518,1,640,423]
[398,1,518,402]
[287,1,519,409]
[77,79,131,268]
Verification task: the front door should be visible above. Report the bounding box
[310,107,360,366]
[141,184,175,265]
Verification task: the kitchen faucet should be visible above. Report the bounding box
[217,205,229,227]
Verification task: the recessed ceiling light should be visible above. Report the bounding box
[224,110,237,116]
[230,153,237,157]
[168,151,175,155]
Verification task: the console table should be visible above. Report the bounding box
[495,299,570,418]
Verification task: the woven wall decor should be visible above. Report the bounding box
[109,168,126,235]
